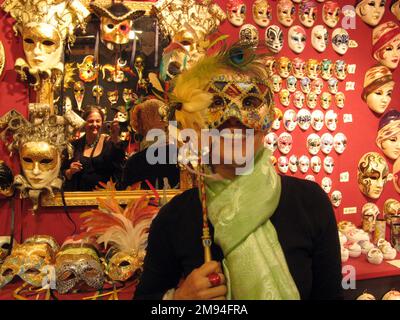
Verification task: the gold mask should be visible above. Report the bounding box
[105,250,145,282]
[101,17,132,45]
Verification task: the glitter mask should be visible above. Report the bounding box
[106,249,145,282]
[358,152,389,199]
[206,77,274,132]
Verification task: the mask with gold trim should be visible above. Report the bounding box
[105,248,145,282]
[227,0,247,27]
[252,0,272,28]
[306,59,320,80]
[277,57,292,78]
[292,57,306,79]
[277,0,295,27]
[78,55,99,83]
[73,81,85,111]
[321,59,333,80]
[107,90,119,105]
[239,24,259,48]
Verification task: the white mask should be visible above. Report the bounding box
[335,92,345,108]
[264,132,278,152]
[311,25,328,52]
[324,156,335,174]
[322,177,333,193]
[311,110,324,131]
[239,24,259,48]
[278,156,289,173]
[271,74,282,92]
[310,156,322,173]
[288,25,306,53]
[252,0,272,28]
[334,132,347,154]
[278,132,293,154]
[289,155,298,173]
[320,92,332,110]
[331,190,342,207]
[299,155,310,173]
[283,109,298,132]
[307,133,321,155]
[286,76,297,92]
[279,89,291,106]
[265,25,284,53]
[306,91,318,109]
[297,109,312,130]
[332,28,349,55]
[325,110,338,131]
[321,133,334,154]
[227,0,247,27]
[293,91,305,109]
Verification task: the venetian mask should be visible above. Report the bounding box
[271,74,283,92]
[357,152,389,199]
[334,132,347,154]
[19,141,61,190]
[331,190,342,207]
[288,25,307,53]
[264,132,278,152]
[311,78,324,95]
[306,59,320,80]
[376,109,400,160]
[362,202,380,231]
[297,109,312,130]
[239,24,259,48]
[293,91,305,108]
[0,236,13,264]
[311,155,322,173]
[362,65,394,114]
[278,156,289,173]
[277,0,296,27]
[292,57,306,79]
[325,110,338,131]
[321,59,333,80]
[92,85,104,105]
[278,132,293,154]
[321,133,334,154]
[123,88,138,104]
[311,110,324,131]
[0,161,14,198]
[73,81,85,111]
[264,57,277,76]
[306,92,318,109]
[277,57,292,78]
[272,107,283,130]
[298,155,310,173]
[384,198,400,222]
[299,0,318,28]
[253,0,272,27]
[105,248,144,282]
[283,109,297,131]
[300,77,311,94]
[307,133,321,155]
[279,89,291,106]
[392,0,400,19]
[334,60,347,81]
[328,78,339,94]
[323,1,341,28]
[100,17,133,45]
[289,155,298,173]
[356,0,386,27]
[335,92,345,108]
[332,28,350,55]
[107,90,118,105]
[372,21,400,70]
[265,25,284,53]
[324,156,335,174]
[321,177,333,193]
[78,55,99,83]
[227,0,247,27]
[286,76,297,92]
[312,25,329,52]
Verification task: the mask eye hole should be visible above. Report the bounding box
[119,260,131,267]
[24,38,34,44]
[1,243,10,250]
[40,159,53,164]
[119,25,127,31]
[23,157,33,163]
[2,268,13,277]
[25,268,40,275]
[210,96,225,108]
[107,23,114,29]
[42,40,55,46]
[243,96,262,109]
[58,271,75,281]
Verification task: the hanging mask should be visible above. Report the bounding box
[265,25,284,53]
[307,133,321,155]
[123,88,138,104]
[278,156,289,173]
[325,110,338,131]
[283,109,297,131]
[107,90,119,106]
[292,57,306,79]
[320,92,332,109]
[356,0,386,27]
[279,89,291,107]
[0,161,14,198]
[323,1,341,28]
[306,59,320,80]
[321,59,333,80]
[73,81,85,111]
[358,152,389,199]
[253,0,272,27]
[278,132,293,154]
[288,25,307,53]
[264,57,277,76]
[311,110,324,131]
[306,92,318,109]
[297,109,312,130]
[277,57,292,78]
[300,77,311,94]
[312,25,329,52]
[321,177,333,193]
[363,203,380,230]
[272,107,283,130]
[334,60,347,81]
[376,109,400,160]
[392,0,400,20]
[264,132,278,152]
[299,0,318,28]
[293,91,305,109]
[92,85,104,105]
[384,198,400,222]
[239,24,259,48]
[271,74,283,92]
[277,0,296,27]
[324,156,335,174]
[78,55,99,83]
[332,28,350,55]
[311,155,322,173]
[286,76,297,92]
[298,155,310,173]
[328,78,339,94]
[289,155,298,173]
[334,132,347,154]
[321,133,334,154]
[311,78,324,95]
[227,0,247,27]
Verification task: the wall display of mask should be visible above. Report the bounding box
[331,190,342,207]
[289,155,298,173]
[372,21,400,70]
[299,0,318,28]
[239,24,259,47]
[265,25,284,53]
[376,109,400,160]
[278,132,293,154]
[227,0,247,27]
[311,25,328,52]
[298,155,310,173]
[277,0,295,27]
[334,133,347,154]
[252,0,272,27]
[288,25,307,53]
[323,1,341,28]
[356,0,386,27]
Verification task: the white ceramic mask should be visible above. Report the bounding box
[335,92,345,108]
[278,156,289,173]
[332,28,349,55]
[227,0,247,27]
[310,155,322,173]
[311,78,324,95]
[320,92,332,110]
[278,132,293,154]
[300,77,311,94]
[286,76,297,92]
[288,25,306,53]
[277,0,296,27]
[283,109,298,131]
[331,190,342,207]
[311,110,324,131]
[334,132,347,154]
[289,155,298,173]
[264,132,278,152]
[279,89,291,106]
[321,133,334,154]
[306,91,318,109]
[265,25,284,53]
[328,78,339,94]
[307,133,321,155]
[293,91,305,109]
[297,109,312,130]
[271,74,282,92]
[298,155,310,173]
[325,110,338,131]
[323,156,335,174]
[311,25,328,52]
[321,176,333,193]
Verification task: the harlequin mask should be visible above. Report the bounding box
[299,0,318,28]
[311,78,324,95]
[55,243,105,294]
[356,0,386,27]
[321,59,333,80]
[227,0,247,27]
[307,133,321,155]
[300,77,311,94]
[286,76,297,92]
[277,57,292,78]
[288,25,307,53]
[271,74,282,92]
[107,90,119,105]
[376,109,400,160]
[272,107,283,130]
[357,152,389,199]
[298,155,310,173]
[279,89,291,106]
[278,132,293,154]
[335,92,345,108]
[325,110,338,131]
[334,132,347,154]
[73,81,85,111]
[322,177,333,193]
[306,59,320,80]
[323,1,340,28]
[293,91,305,108]
[311,25,328,52]
[253,0,272,27]
[306,92,318,109]
[328,78,339,94]
[334,60,347,80]
[277,0,296,27]
[292,58,306,79]
[321,133,334,154]
[264,132,278,152]
[324,156,335,174]
[289,154,298,173]
[283,109,297,132]
[311,110,324,131]
[297,109,312,130]
[265,25,284,53]
[332,28,349,55]
[239,24,259,48]
[278,156,289,173]
[372,22,400,70]
[310,155,322,173]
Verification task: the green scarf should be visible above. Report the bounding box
[205,148,300,300]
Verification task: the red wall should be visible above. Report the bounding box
[0,0,398,245]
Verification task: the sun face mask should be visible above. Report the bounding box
[283,109,297,132]
[357,152,389,199]
[356,0,386,27]
[334,132,347,154]
[293,91,305,108]
[265,25,284,53]
[278,156,289,173]
[227,0,247,27]
[279,89,291,107]
[288,25,307,53]
[311,25,329,52]
[321,133,334,154]
[289,154,298,173]
[321,59,333,80]
[322,177,333,193]
[278,132,293,154]
[311,110,324,131]
[310,155,322,173]
[324,156,335,174]
[335,92,345,108]
[277,0,296,27]
[323,1,341,28]
[292,57,306,79]
[332,28,350,55]
[286,76,297,92]
[372,21,400,70]
[252,0,272,27]
[325,110,338,131]
[298,155,310,173]
[376,109,400,160]
[299,0,318,28]
[297,109,312,130]
[307,133,321,155]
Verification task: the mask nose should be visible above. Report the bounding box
[32,162,41,176]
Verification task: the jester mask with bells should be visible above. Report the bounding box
[2,0,89,87]
[78,194,159,283]
[154,0,226,80]
[0,235,59,289]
